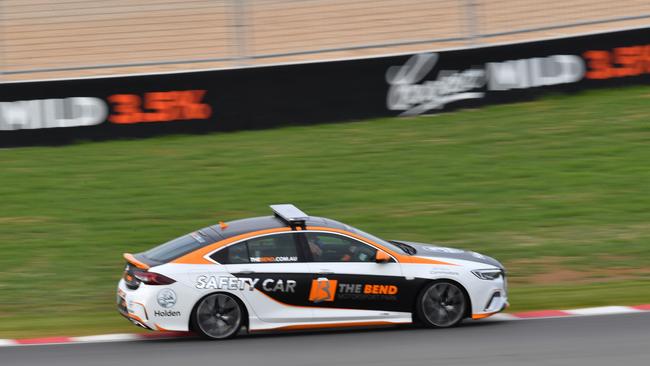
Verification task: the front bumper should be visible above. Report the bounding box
[469,273,509,319]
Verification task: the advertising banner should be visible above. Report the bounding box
[2,26,650,146]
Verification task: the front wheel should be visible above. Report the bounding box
[192,293,243,339]
[416,281,467,328]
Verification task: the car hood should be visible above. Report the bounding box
[391,240,504,270]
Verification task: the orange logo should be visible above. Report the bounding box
[363,284,398,295]
[108,90,212,124]
[584,44,650,80]
[309,279,337,303]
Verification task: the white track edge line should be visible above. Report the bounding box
[1,306,648,347]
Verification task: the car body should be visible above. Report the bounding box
[117,204,508,339]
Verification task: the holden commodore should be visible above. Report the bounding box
[117,204,507,339]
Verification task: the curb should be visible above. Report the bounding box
[2,304,649,347]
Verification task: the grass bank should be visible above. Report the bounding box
[1,86,649,338]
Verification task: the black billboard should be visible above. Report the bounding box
[2,26,650,147]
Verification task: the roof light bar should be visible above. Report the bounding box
[270,204,308,228]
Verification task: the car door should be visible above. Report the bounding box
[209,232,313,324]
[302,231,411,322]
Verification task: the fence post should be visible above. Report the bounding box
[231,0,250,66]
[0,0,5,80]
[464,0,480,45]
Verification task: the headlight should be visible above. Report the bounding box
[472,269,502,280]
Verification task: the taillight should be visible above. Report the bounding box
[132,268,176,285]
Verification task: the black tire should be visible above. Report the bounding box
[191,293,244,339]
[416,280,468,328]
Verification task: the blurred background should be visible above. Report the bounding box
[3,0,650,81]
[0,0,649,342]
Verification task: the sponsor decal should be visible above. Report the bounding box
[154,310,181,317]
[309,279,399,302]
[470,251,486,259]
[386,52,587,116]
[195,275,296,293]
[583,44,650,80]
[261,278,296,292]
[487,55,584,91]
[0,90,211,131]
[430,270,460,276]
[0,97,107,130]
[308,279,337,303]
[362,284,398,295]
[422,246,465,254]
[190,231,207,243]
[250,256,298,263]
[386,53,485,116]
[107,90,211,124]
[157,288,177,309]
[196,276,258,291]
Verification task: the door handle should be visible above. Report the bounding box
[318,270,334,275]
[235,270,256,274]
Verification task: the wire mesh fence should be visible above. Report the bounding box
[2,0,650,81]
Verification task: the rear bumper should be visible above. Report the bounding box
[116,279,154,330]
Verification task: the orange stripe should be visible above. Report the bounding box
[399,256,457,265]
[254,287,369,312]
[155,323,170,331]
[172,227,293,264]
[255,287,407,313]
[254,287,316,309]
[128,313,147,324]
[173,225,455,266]
[306,226,456,266]
[131,301,149,320]
[252,320,404,332]
[472,311,499,320]
[123,253,150,270]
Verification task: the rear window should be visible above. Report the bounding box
[142,231,211,263]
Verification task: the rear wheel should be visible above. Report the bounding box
[416,281,467,328]
[192,293,243,339]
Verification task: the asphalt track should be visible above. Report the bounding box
[3,313,649,366]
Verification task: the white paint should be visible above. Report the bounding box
[483,313,519,321]
[0,339,17,347]
[71,333,140,343]
[565,306,642,316]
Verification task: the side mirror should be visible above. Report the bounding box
[375,251,391,263]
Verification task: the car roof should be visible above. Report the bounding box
[208,215,349,240]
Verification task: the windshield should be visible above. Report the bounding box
[346,227,410,255]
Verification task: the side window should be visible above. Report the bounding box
[210,241,250,264]
[210,233,301,264]
[247,233,300,263]
[306,232,377,262]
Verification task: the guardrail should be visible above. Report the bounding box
[2,0,650,81]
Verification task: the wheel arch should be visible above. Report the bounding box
[188,291,250,334]
[412,278,473,321]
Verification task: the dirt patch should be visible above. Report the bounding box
[0,216,50,224]
[506,256,650,285]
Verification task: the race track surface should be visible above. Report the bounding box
[3,313,649,366]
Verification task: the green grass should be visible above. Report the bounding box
[1,85,649,338]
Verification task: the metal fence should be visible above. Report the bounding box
[2,0,650,81]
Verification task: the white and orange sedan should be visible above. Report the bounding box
[117,204,507,339]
